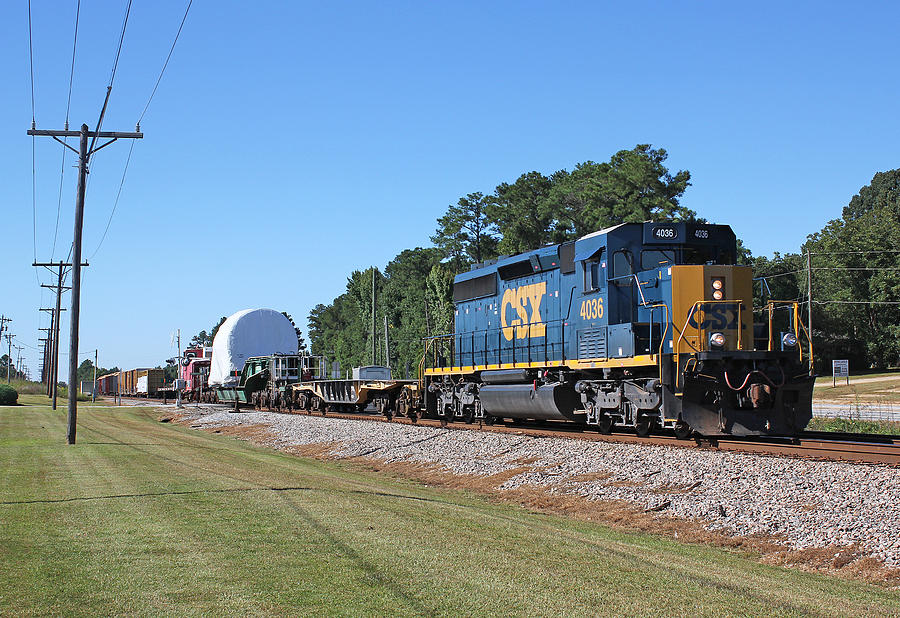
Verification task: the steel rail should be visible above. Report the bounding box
[119,396,900,466]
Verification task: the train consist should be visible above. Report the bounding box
[103,221,815,438]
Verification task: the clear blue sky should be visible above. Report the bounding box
[2,1,898,375]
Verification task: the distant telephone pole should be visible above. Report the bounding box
[5,333,15,384]
[383,315,390,369]
[35,262,77,411]
[175,329,182,409]
[371,268,376,366]
[0,316,11,382]
[28,123,143,444]
[806,250,814,376]
[13,345,24,381]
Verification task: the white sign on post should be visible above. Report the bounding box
[832,359,849,386]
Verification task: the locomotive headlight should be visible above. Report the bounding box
[712,279,723,290]
[712,290,724,300]
[709,332,726,348]
[782,332,798,348]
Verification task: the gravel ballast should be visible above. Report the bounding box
[178,405,900,567]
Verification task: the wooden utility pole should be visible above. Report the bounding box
[29,123,143,444]
[38,333,50,387]
[4,333,14,384]
[35,263,77,410]
[13,346,24,381]
[175,329,182,409]
[371,268,376,366]
[806,250,814,376]
[383,315,390,369]
[92,349,98,403]
[0,316,11,383]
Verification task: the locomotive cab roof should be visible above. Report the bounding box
[454,221,738,302]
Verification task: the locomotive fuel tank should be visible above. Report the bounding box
[478,382,581,421]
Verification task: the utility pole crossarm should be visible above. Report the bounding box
[27,129,143,139]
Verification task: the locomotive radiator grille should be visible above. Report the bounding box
[577,328,607,359]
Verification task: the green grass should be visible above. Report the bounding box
[1,380,91,401]
[1,396,899,616]
[807,416,900,435]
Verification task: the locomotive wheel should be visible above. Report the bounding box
[674,421,693,440]
[439,415,448,428]
[409,412,418,424]
[635,417,654,438]
[597,415,613,435]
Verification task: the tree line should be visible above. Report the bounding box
[752,169,900,370]
[307,145,697,375]
[181,146,896,376]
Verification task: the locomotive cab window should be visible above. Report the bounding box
[583,249,606,292]
[641,248,676,270]
[682,246,717,265]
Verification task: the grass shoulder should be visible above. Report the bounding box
[0,398,898,615]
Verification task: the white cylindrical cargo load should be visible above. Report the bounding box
[208,308,298,387]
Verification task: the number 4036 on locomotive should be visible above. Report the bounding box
[423,221,814,438]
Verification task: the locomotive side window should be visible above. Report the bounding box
[583,249,605,292]
[611,250,633,286]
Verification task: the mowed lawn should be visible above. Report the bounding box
[1,397,898,616]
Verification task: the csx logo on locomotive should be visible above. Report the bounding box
[500,282,547,341]
[687,303,745,330]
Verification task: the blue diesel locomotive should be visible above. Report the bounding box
[423,221,815,437]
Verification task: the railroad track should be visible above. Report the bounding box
[117,396,900,466]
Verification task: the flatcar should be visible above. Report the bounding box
[422,221,814,437]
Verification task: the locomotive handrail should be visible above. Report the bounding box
[633,274,648,306]
[640,303,670,382]
[422,316,570,372]
[762,300,813,373]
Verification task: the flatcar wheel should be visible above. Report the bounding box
[674,421,693,440]
[483,414,495,426]
[597,415,613,435]
[635,417,653,438]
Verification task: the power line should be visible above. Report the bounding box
[89,0,133,156]
[93,0,193,259]
[27,0,35,121]
[51,0,82,260]
[812,300,900,305]
[28,0,37,279]
[108,0,133,88]
[813,267,900,272]
[809,250,900,255]
[65,0,80,118]
[138,0,193,124]
[90,139,136,259]
[754,270,803,281]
